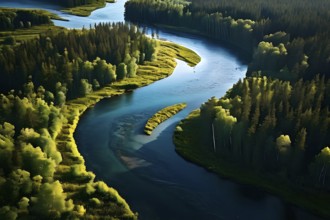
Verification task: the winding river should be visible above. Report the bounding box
[0,1,322,219]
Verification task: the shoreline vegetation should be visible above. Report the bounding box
[144,103,187,135]
[174,111,330,219]
[124,0,330,218]
[0,6,201,219]
[169,23,330,220]
[55,40,200,217]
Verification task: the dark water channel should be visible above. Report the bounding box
[0,1,322,219]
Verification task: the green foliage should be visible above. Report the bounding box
[0,206,17,220]
[116,63,127,80]
[30,181,74,218]
[214,106,237,154]
[29,0,107,17]
[79,79,93,97]
[0,8,52,31]
[127,57,138,78]
[126,0,255,54]
[125,0,330,80]
[0,13,198,218]
[0,22,156,100]
[175,76,330,190]
[0,122,15,174]
[4,169,33,204]
[29,0,106,9]
[20,143,56,181]
[263,32,290,45]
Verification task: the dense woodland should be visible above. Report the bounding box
[0,8,157,219]
[0,22,155,100]
[0,9,51,31]
[125,0,330,80]
[124,0,330,193]
[32,0,106,8]
[190,76,330,188]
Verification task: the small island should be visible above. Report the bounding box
[144,103,187,135]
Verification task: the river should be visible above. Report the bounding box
[0,1,321,219]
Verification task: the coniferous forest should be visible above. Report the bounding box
[32,0,106,8]
[0,8,158,219]
[125,0,330,80]
[0,22,155,98]
[124,0,330,216]
[0,3,203,218]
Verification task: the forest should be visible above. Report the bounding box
[176,76,330,187]
[125,0,330,80]
[0,0,329,218]
[31,0,106,8]
[0,8,160,219]
[0,8,52,30]
[0,4,204,218]
[124,0,330,216]
[0,21,155,100]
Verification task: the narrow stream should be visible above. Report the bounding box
[0,1,322,219]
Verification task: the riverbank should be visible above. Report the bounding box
[174,109,330,219]
[55,41,200,218]
[0,8,66,44]
[154,24,252,62]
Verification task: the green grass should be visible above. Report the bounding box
[144,103,187,135]
[160,41,201,66]
[174,110,330,219]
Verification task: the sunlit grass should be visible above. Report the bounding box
[159,41,201,67]
[144,103,187,135]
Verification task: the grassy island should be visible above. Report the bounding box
[144,103,187,135]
